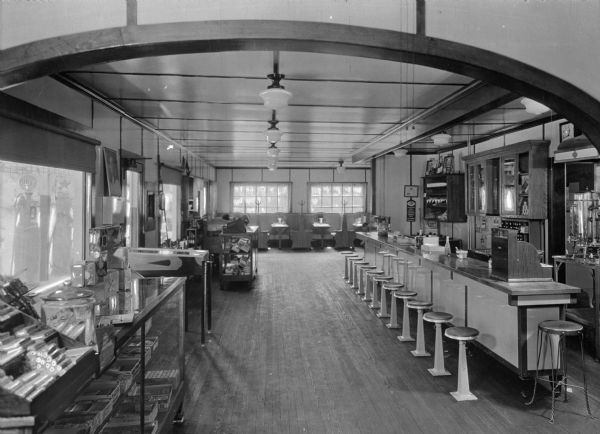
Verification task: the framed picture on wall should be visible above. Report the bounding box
[404,185,419,197]
[559,121,581,142]
[103,147,122,196]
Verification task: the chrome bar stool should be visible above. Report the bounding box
[376,249,389,272]
[356,264,377,296]
[383,253,397,276]
[423,311,453,376]
[370,275,393,310]
[380,282,404,319]
[394,289,417,342]
[347,256,364,287]
[363,269,384,302]
[351,260,369,290]
[445,326,479,401]
[525,320,592,423]
[341,251,359,282]
[407,300,433,357]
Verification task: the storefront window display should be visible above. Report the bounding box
[0,160,87,285]
[0,160,86,285]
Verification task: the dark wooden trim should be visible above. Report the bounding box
[2,20,600,148]
[0,91,98,145]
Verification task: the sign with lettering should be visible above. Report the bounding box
[406,199,416,222]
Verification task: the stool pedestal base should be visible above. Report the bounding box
[451,341,477,401]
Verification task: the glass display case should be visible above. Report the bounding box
[46,277,186,433]
[423,174,466,222]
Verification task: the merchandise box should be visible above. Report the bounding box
[129,383,172,411]
[75,380,120,408]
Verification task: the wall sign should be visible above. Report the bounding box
[404,185,419,197]
[406,199,416,222]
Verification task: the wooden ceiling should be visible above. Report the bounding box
[59,49,550,169]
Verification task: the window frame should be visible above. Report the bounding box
[308,182,367,214]
[230,182,292,214]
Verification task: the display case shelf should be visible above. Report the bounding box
[422,174,466,222]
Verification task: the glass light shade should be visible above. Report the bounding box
[336,164,345,174]
[266,145,280,158]
[265,127,282,145]
[393,149,408,158]
[520,97,550,115]
[267,159,278,171]
[260,87,293,110]
[431,133,451,146]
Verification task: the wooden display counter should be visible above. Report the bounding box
[356,232,581,378]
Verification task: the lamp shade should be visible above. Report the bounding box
[260,87,293,110]
[336,162,345,174]
[265,126,282,145]
[267,158,278,171]
[266,144,280,158]
[431,133,451,146]
[520,97,550,115]
[393,149,408,158]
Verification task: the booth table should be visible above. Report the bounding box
[270,223,289,249]
[312,222,331,249]
[357,232,581,378]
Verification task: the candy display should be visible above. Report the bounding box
[41,288,96,345]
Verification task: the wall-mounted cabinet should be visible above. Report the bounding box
[463,140,549,219]
[423,173,466,222]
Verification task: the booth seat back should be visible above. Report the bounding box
[246,212,365,232]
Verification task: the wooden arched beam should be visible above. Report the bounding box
[2,20,600,148]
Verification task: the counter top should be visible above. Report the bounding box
[356,232,580,297]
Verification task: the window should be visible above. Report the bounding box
[231,183,290,213]
[310,183,366,213]
[0,160,88,285]
[160,183,181,244]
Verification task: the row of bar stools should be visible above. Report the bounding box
[341,251,359,282]
[380,282,404,319]
[357,264,377,295]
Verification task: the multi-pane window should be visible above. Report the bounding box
[231,183,290,213]
[310,183,366,213]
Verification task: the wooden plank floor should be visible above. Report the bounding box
[172,248,600,433]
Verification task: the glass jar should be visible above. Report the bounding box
[41,288,96,345]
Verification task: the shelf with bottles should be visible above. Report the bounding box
[422,174,466,222]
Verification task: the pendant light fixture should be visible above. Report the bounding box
[265,110,282,145]
[259,51,292,110]
[336,160,346,174]
[431,132,452,146]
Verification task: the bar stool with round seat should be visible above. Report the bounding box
[351,260,369,290]
[363,269,384,302]
[525,320,592,424]
[341,251,359,282]
[380,282,404,319]
[370,275,393,310]
[423,311,453,376]
[444,326,479,401]
[356,264,377,296]
[394,289,417,342]
[376,249,390,273]
[346,256,364,287]
[407,300,433,357]
[387,259,412,329]
[383,253,397,276]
